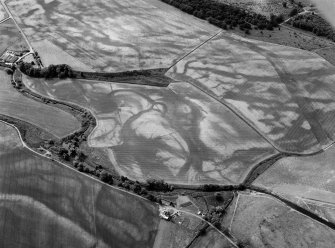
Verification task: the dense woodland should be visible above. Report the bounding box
[289,13,335,42]
[160,0,282,31]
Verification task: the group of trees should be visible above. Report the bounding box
[204,206,226,228]
[19,62,74,79]
[160,0,280,31]
[289,13,335,42]
[146,179,174,191]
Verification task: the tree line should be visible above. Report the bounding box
[19,62,74,79]
[289,13,335,42]
[160,0,283,31]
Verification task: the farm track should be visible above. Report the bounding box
[168,30,224,70]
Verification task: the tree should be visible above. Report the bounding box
[100,171,113,184]
[214,192,223,201]
[282,2,287,8]
[289,8,298,17]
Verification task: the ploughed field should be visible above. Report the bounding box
[0,70,80,139]
[23,76,277,185]
[0,122,160,248]
[7,0,219,72]
[167,32,335,154]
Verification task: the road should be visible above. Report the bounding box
[0,0,33,52]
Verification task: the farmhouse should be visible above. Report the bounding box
[0,50,20,63]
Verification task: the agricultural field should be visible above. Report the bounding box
[0,121,214,248]
[3,0,335,246]
[189,227,235,248]
[7,0,219,72]
[31,40,94,71]
[253,145,335,222]
[0,121,159,247]
[0,2,7,21]
[22,76,276,185]
[0,19,28,54]
[222,193,335,247]
[167,31,335,154]
[0,70,80,138]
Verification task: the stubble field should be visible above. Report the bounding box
[0,19,28,54]
[7,0,219,72]
[23,76,277,185]
[0,3,7,21]
[167,31,335,154]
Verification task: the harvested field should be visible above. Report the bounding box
[167,31,335,154]
[0,3,7,21]
[0,70,80,138]
[0,19,28,54]
[7,0,219,72]
[23,76,276,185]
[0,121,161,248]
[253,146,335,210]
[31,40,94,71]
[222,193,335,248]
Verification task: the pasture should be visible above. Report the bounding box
[222,193,335,247]
[167,32,335,154]
[253,145,335,215]
[0,70,80,138]
[189,228,235,248]
[7,0,219,72]
[0,122,160,248]
[22,76,277,185]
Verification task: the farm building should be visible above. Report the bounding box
[0,50,22,63]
